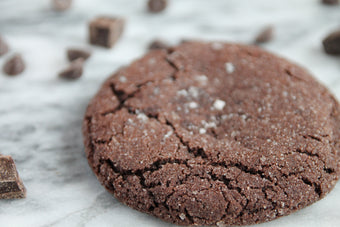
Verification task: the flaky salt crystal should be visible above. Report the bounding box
[225,62,235,74]
[213,99,226,110]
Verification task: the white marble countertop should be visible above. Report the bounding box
[0,0,339,226]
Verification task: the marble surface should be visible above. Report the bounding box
[0,0,340,226]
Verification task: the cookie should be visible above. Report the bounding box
[83,41,340,226]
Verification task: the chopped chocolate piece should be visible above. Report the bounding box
[323,30,340,55]
[89,17,125,48]
[0,155,26,199]
[254,26,274,44]
[67,48,91,62]
[59,58,84,79]
[148,0,167,13]
[0,36,9,56]
[321,0,339,5]
[3,54,25,76]
[148,40,169,50]
[52,0,72,11]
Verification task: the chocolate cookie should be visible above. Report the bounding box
[83,41,340,226]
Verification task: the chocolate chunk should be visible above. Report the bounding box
[89,17,125,48]
[254,26,274,44]
[0,155,26,199]
[321,0,339,5]
[67,48,91,62]
[148,0,167,13]
[0,36,9,57]
[148,40,169,50]
[59,58,84,79]
[52,0,72,11]
[323,30,340,55]
[3,54,25,76]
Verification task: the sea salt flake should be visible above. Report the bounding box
[188,102,198,109]
[195,75,208,82]
[199,128,206,134]
[211,42,223,50]
[164,131,173,139]
[217,221,227,227]
[188,86,199,98]
[137,113,148,122]
[260,156,266,162]
[213,99,226,110]
[153,87,160,95]
[119,76,127,83]
[240,114,247,120]
[231,131,237,137]
[202,120,217,129]
[148,58,156,65]
[225,62,235,74]
[177,89,188,96]
[179,213,186,220]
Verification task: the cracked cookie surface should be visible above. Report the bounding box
[82,41,340,226]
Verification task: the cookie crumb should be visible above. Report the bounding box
[148,0,167,13]
[0,36,9,56]
[67,48,91,62]
[59,58,84,79]
[3,54,25,76]
[321,0,339,5]
[52,0,72,11]
[148,40,169,50]
[213,99,226,110]
[225,62,235,74]
[254,26,274,44]
[323,30,340,55]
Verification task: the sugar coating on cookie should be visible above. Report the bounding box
[83,41,340,226]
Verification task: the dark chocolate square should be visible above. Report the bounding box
[0,155,26,199]
[89,17,124,48]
